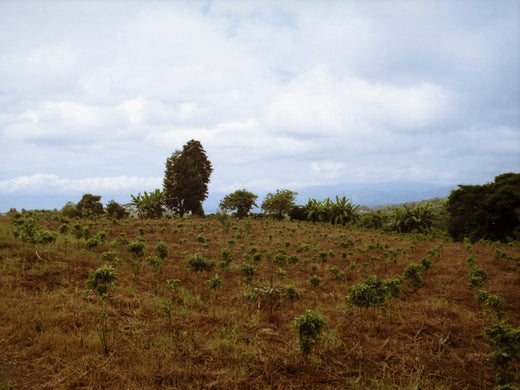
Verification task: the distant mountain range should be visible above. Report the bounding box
[0,182,458,213]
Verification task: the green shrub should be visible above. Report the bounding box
[330,265,345,281]
[484,322,520,385]
[346,275,403,309]
[206,274,223,290]
[86,237,101,250]
[238,262,256,281]
[292,310,328,355]
[309,274,322,287]
[404,263,425,291]
[469,265,487,290]
[186,253,216,276]
[154,239,169,260]
[285,285,299,301]
[85,265,117,300]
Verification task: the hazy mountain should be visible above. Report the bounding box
[203,181,457,213]
[0,182,457,213]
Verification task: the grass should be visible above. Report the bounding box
[0,214,519,389]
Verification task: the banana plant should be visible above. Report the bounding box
[329,196,359,225]
[126,189,165,218]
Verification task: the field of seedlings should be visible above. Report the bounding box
[1,214,519,389]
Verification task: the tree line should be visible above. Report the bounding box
[50,140,520,243]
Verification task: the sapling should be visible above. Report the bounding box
[186,253,216,277]
[309,274,322,287]
[285,285,299,301]
[292,310,328,355]
[206,274,223,290]
[238,262,256,281]
[404,263,425,291]
[126,239,146,278]
[146,256,163,278]
[154,239,169,260]
[85,265,117,300]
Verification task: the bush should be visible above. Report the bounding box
[292,310,328,355]
[309,275,322,287]
[469,266,488,290]
[238,262,256,281]
[85,265,117,300]
[346,275,403,309]
[186,253,216,276]
[404,263,425,291]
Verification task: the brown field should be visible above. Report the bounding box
[0,215,519,389]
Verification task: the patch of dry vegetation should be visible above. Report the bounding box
[0,215,519,389]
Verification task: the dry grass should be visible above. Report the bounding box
[0,215,519,389]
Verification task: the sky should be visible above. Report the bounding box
[1,0,519,209]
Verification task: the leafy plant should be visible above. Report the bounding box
[285,285,299,301]
[125,239,146,278]
[469,265,488,290]
[154,239,169,260]
[206,274,223,290]
[238,262,256,281]
[292,310,328,355]
[330,265,345,281]
[403,263,425,291]
[309,274,322,287]
[219,189,258,218]
[186,253,216,276]
[346,275,402,309]
[484,322,520,385]
[85,265,117,300]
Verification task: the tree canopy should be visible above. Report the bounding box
[163,140,213,217]
[76,194,104,217]
[106,200,129,219]
[446,173,520,242]
[219,189,258,218]
[261,189,297,219]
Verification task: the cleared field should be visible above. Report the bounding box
[1,215,519,389]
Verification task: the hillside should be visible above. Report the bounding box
[0,215,519,389]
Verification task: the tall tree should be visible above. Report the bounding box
[163,140,213,217]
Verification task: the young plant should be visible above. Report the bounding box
[469,265,487,290]
[330,265,345,281]
[85,265,117,301]
[285,285,299,301]
[238,262,256,282]
[125,239,146,278]
[403,263,425,291]
[309,274,322,287]
[186,253,216,277]
[345,275,402,309]
[154,239,169,260]
[206,274,223,290]
[145,255,163,278]
[292,310,328,355]
[484,322,520,386]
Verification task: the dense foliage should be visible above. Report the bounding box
[163,140,213,217]
[219,189,258,218]
[261,189,297,218]
[447,173,520,242]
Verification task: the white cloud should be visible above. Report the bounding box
[267,68,453,136]
[0,174,161,195]
[0,0,518,202]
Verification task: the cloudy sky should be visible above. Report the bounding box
[1,0,519,208]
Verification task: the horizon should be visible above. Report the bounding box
[1,179,467,213]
